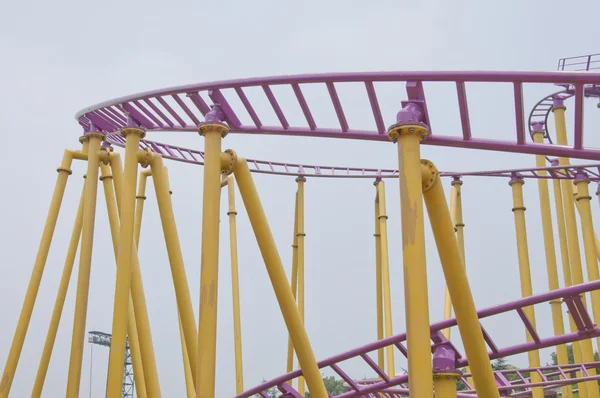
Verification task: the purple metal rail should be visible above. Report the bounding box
[106,133,600,181]
[558,53,600,72]
[237,280,600,398]
[76,71,600,161]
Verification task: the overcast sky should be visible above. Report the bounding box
[2,0,600,397]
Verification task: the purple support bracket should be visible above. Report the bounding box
[204,105,227,124]
[432,344,457,372]
[208,89,242,128]
[404,81,431,131]
[530,121,545,135]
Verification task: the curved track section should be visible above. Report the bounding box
[106,134,600,182]
[237,280,600,398]
[78,71,600,160]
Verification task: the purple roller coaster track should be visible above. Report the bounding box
[69,54,600,397]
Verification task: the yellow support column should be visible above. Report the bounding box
[99,162,149,398]
[0,149,74,397]
[553,100,597,398]
[110,154,161,397]
[32,183,85,397]
[66,131,103,397]
[574,173,600,348]
[227,176,245,394]
[296,176,307,396]
[374,184,384,370]
[234,157,328,398]
[196,122,227,397]
[387,121,433,398]
[179,313,195,398]
[375,180,395,377]
[148,155,198,383]
[442,181,459,337]
[287,193,299,374]
[134,169,151,245]
[532,129,572,398]
[509,175,543,398]
[106,125,145,398]
[421,160,499,398]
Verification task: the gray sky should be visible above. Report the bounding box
[2,0,600,396]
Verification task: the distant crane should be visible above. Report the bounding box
[88,331,135,398]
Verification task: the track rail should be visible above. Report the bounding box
[106,133,600,182]
[237,280,600,398]
[78,71,600,160]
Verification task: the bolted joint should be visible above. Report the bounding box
[432,344,457,373]
[99,174,113,182]
[552,96,566,112]
[137,148,153,168]
[220,149,238,175]
[120,126,146,139]
[295,176,306,183]
[98,145,113,165]
[530,121,545,134]
[387,124,429,143]
[420,159,439,192]
[508,175,525,187]
[574,170,591,186]
[198,122,229,138]
[80,131,106,143]
[451,176,463,187]
[432,371,462,380]
[56,167,73,175]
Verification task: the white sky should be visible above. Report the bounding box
[2,0,600,397]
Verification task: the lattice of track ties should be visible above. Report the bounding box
[235,280,600,398]
[106,133,600,182]
[76,72,600,160]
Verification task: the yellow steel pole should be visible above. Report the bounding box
[296,176,307,396]
[32,182,85,397]
[553,101,597,398]
[532,130,572,398]
[179,312,195,398]
[148,155,198,383]
[374,185,384,370]
[574,174,600,348]
[509,176,543,398]
[573,188,600,261]
[106,126,145,397]
[196,123,227,397]
[433,373,460,398]
[442,182,459,339]
[111,155,161,397]
[287,192,299,374]
[551,168,584,397]
[100,162,149,398]
[376,180,395,377]
[0,149,74,397]
[421,160,499,398]
[227,175,245,394]
[388,125,432,398]
[134,170,150,245]
[234,157,328,398]
[66,131,103,397]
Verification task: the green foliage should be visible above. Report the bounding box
[305,375,345,397]
[457,358,519,391]
[549,344,600,386]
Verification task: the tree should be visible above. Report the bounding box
[305,375,345,397]
[457,358,519,391]
[549,344,600,386]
